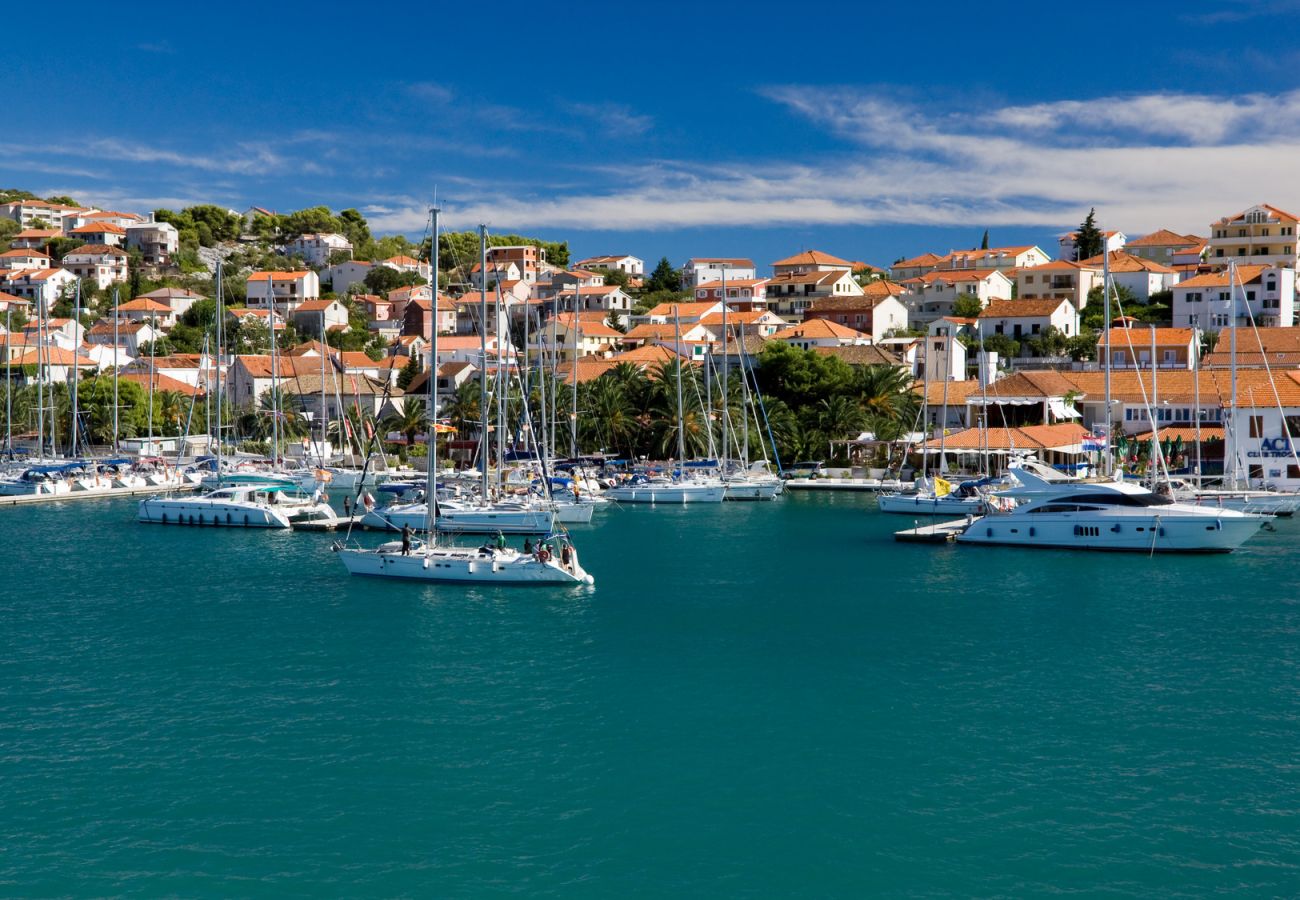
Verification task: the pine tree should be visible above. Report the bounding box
[1074,208,1103,261]
[980,229,989,250]
[646,256,681,293]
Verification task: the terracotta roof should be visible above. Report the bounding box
[644,301,721,318]
[294,299,341,312]
[688,257,754,266]
[547,312,623,338]
[923,423,1090,451]
[624,322,713,341]
[1019,259,1095,273]
[1097,327,1194,347]
[0,249,50,259]
[915,268,1008,284]
[1175,265,1271,289]
[10,347,96,366]
[806,294,894,313]
[116,298,172,312]
[772,319,869,341]
[1217,204,1300,225]
[247,270,312,282]
[1058,368,1300,407]
[69,222,126,235]
[771,249,854,268]
[694,277,769,290]
[119,372,203,396]
[140,287,205,301]
[892,252,943,268]
[698,310,783,326]
[978,298,1071,318]
[12,229,60,239]
[1077,250,1176,274]
[63,244,127,258]
[1125,229,1203,249]
[1130,425,1225,442]
[767,270,850,287]
[611,344,680,364]
[862,280,908,300]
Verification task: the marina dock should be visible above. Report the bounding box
[784,478,899,493]
[893,518,972,543]
[0,483,202,508]
[293,514,365,532]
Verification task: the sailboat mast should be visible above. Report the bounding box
[920,335,929,480]
[1103,248,1112,476]
[570,308,579,459]
[36,288,45,459]
[720,266,729,473]
[1228,260,1239,488]
[4,305,10,457]
[214,264,223,477]
[426,206,440,536]
[269,284,279,469]
[112,289,119,454]
[674,306,685,463]
[319,312,327,465]
[938,330,950,473]
[1192,325,1203,479]
[71,279,80,458]
[496,282,505,491]
[479,225,489,500]
[147,321,155,453]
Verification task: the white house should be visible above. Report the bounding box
[919,318,972,382]
[635,300,727,326]
[245,270,320,312]
[115,297,177,328]
[0,248,51,270]
[1171,265,1296,331]
[975,298,1077,345]
[935,245,1052,271]
[902,269,1013,326]
[694,277,770,311]
[1095,327,1197,370]
[532,313,624,360]
[291,298,350,335]
[574,254,644,276]
[285,232,352,267]
[767,269,863,321]
[324,259,373,294]
[67,222,127,247]
[1,267,77,313]
[87,319,158,356]
[379,255,432,280]
[62,244,129,289]
[0,199,85,230]
[1058,230,1126,261]
[771,318,871,350]
[681,257,757,288]
[552,285,633,325]
[138,287,204,318]
[1077,251,1177,301]
[125,220,179,266]
[1016,260,1102,311]
[804,285,911,342]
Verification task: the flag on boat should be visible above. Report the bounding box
[933,476,953,497]
[432,423,457,434]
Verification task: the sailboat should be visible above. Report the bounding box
[335,207,592,585]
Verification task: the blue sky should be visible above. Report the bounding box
[5,0,1300,269]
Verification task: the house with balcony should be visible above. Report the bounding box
[975,298,1078,346]
[531,313,625,360]
[681,257,757,288]
[285,232,352,266]
[125,220,179,266]
[935,245,1052,272]
[0,248,51,270]
[1124,229,1207,267]
[1,267,77,313]
[693,277,769,311]
[901,269,1013,326]
[115,297,177,328]
[402,294,458,338]
[485,245,545,283]
[87,319,158,356]
[1015,260,1101,311]
[767,270,862,322]
[1076,251,1178,300]
[803,281,910,341]
[1206,204,1300,270]
[138,287,204,318]
[379,255,431,281]
[470,259,522,289]
[9,229,61,250]
[245,270,320,313]
[0,199,86,230]
[552,285,633,325]
[1171,265,1296,330]
[574,254,644,276]
[633,300,727,327]
[697,309,787,340]
[1096,327,1197,370]
[68,222,127,247]
[62,244,129,289]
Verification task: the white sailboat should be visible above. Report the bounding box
[335,208,592,585]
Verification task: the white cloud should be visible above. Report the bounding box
[562,101,654,138]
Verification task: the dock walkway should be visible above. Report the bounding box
[0,483,201,508]
[893,518,973,544]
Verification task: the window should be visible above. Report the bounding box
[1031,323,1041,334]
[1216,249,1225,257]
[1025,275,1034,283]
[1259,248,1270,256]
[1239,248,1248,256]
[1187,291,1202,302]
[1247,291,1256,301]
[1249,415,1265,438]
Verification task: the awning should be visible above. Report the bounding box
[1048,398,1080,419]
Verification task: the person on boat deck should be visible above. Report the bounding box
[495,530,506,550]
[561,543,573,570]
[400,524,412,555]
[524,538,533,555]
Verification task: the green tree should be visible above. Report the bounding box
[0,219,20,243]
[396,355,420,390]
[952,294,984,319]
[364,266,423,294]
[338,208,372,250]
[646,257,681,293]
[980,229,990,250]
[1074,208,1104,261]
[385,396,429,449]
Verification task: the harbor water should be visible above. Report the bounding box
[2,493,1298,895]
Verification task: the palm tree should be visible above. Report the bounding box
[385,396,428,450]
[811,395,868,460]
[583,376,635,455]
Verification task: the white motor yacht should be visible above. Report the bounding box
[604,474,725,503]
[957,465,1266,553]
[877,476,993,515]
[139,484,334,529]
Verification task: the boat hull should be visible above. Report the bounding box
[605,483,725,503]
[359,502,556,533]
[877,493,985,515]
[336,546,593,584]
[138,496,292,528]
[956,510,1264,552]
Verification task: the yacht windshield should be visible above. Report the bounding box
[1068,492,1174,508]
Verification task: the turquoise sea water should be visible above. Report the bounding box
[2,493,1299,896]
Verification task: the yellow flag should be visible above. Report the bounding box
[933,476,952,497]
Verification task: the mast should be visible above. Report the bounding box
[425,206,440,536]
[570,306,579,459]
[478,225,489,501]
[1103,248,1113,476]
[720,266,729,474]
[1150,324,1164,484]
[36,286,45,459]
[4,304,10,457]
[1192,325,1202,480]
[147,322,156,454]
[920,334,929,480]
[674,306,685,464]
[71,279,80,458]
[112,289,119,454]
[269,281,279,469]
[214,264,223,478]
[496,279,505,490]
[319,311,327,465]
[1228,260,1240,488]
[938,329,950,473]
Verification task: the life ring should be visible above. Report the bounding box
[538,549,551,563]
[321,492,329,503]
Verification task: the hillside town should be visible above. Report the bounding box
[4,193,1300,489]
